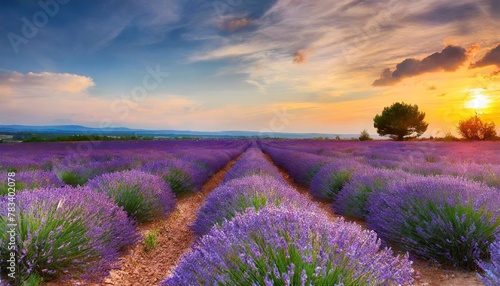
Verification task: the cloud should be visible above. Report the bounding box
[0,71,95,94]
[408,3,481,25]
[219,18,255,32]
[471,44,500,68]
[190,42,272,61]
[292,50,308,64]
[487,0,500,18]
[246,80,267,95]
[373,45,468,86]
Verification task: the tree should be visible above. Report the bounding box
[458,115,496,140]
[373,102,428,141]
[359,129,372,141]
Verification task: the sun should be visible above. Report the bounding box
[465,89,490,110]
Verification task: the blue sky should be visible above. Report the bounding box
[0,0,499,135]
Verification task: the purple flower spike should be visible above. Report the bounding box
[367,175,500,270]
[0,186,139,284]
[164,206,414,285]
[478,233,500,286]
[87,170,176,222]
[191,175,320,236]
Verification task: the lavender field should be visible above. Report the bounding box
[1,140,499,285]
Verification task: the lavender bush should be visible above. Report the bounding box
[141,158,208,195]
[334,168,410,219]
[0,186,139,284]
[164,206,414,285]
[309,160,364,200]
[367,175,500,269]
[191,175,318,236]
[223,147,285,183]
[87,170,176,222]
[478,234,500,285]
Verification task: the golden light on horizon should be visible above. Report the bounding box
[465,89,490,110]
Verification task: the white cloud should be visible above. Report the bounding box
[0,71,95,94]
[188,0,497,98]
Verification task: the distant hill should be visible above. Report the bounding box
[0,124,363,139]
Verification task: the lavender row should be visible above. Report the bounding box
[262,140,500,188]
[191,143,310,236]
[1,141,248,194]
[0,141,248,284]
[165,144,414,285]
[0,140,247,172]
[260,140,500,272]
[259,142,365,200]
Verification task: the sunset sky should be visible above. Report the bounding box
[1,0,499,136]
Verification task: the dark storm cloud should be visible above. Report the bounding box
[409,3,481,24]
[471,44,500,68]
[373,45,468,86]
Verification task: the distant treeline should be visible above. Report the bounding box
[23,134,154,143]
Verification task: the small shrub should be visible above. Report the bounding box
[310,160,363,200]
[164,168,194,195]
[367,176,500,270]
[141,159,207,196]
[61,171,88,187]
[334,168,410,219]
[0,186,139,284]
[144,229,159,253]
[359,129,372,141]
[87,170,176,223]
[458,115,496,141]
[163,207,414,285]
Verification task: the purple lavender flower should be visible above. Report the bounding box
[164,206,414,285]
[181,152,231,172]
[259,145,332,186]
[191,175,319,236]
[367,175,500,269]
[141,158,208,195]
[87,170,176,222]
[334,167,411,219]
[0,186,139,284]
[309,160,364,200]
[478,234,500,286]
[15,170,63,190]
[223,147,286,183]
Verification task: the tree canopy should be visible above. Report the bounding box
[458,115,496,140]
[373,102,428,141]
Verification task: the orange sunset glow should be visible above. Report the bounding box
[0,1,499,137]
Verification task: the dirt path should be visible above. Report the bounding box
[261,153,483,286]
[101,156,240,285]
